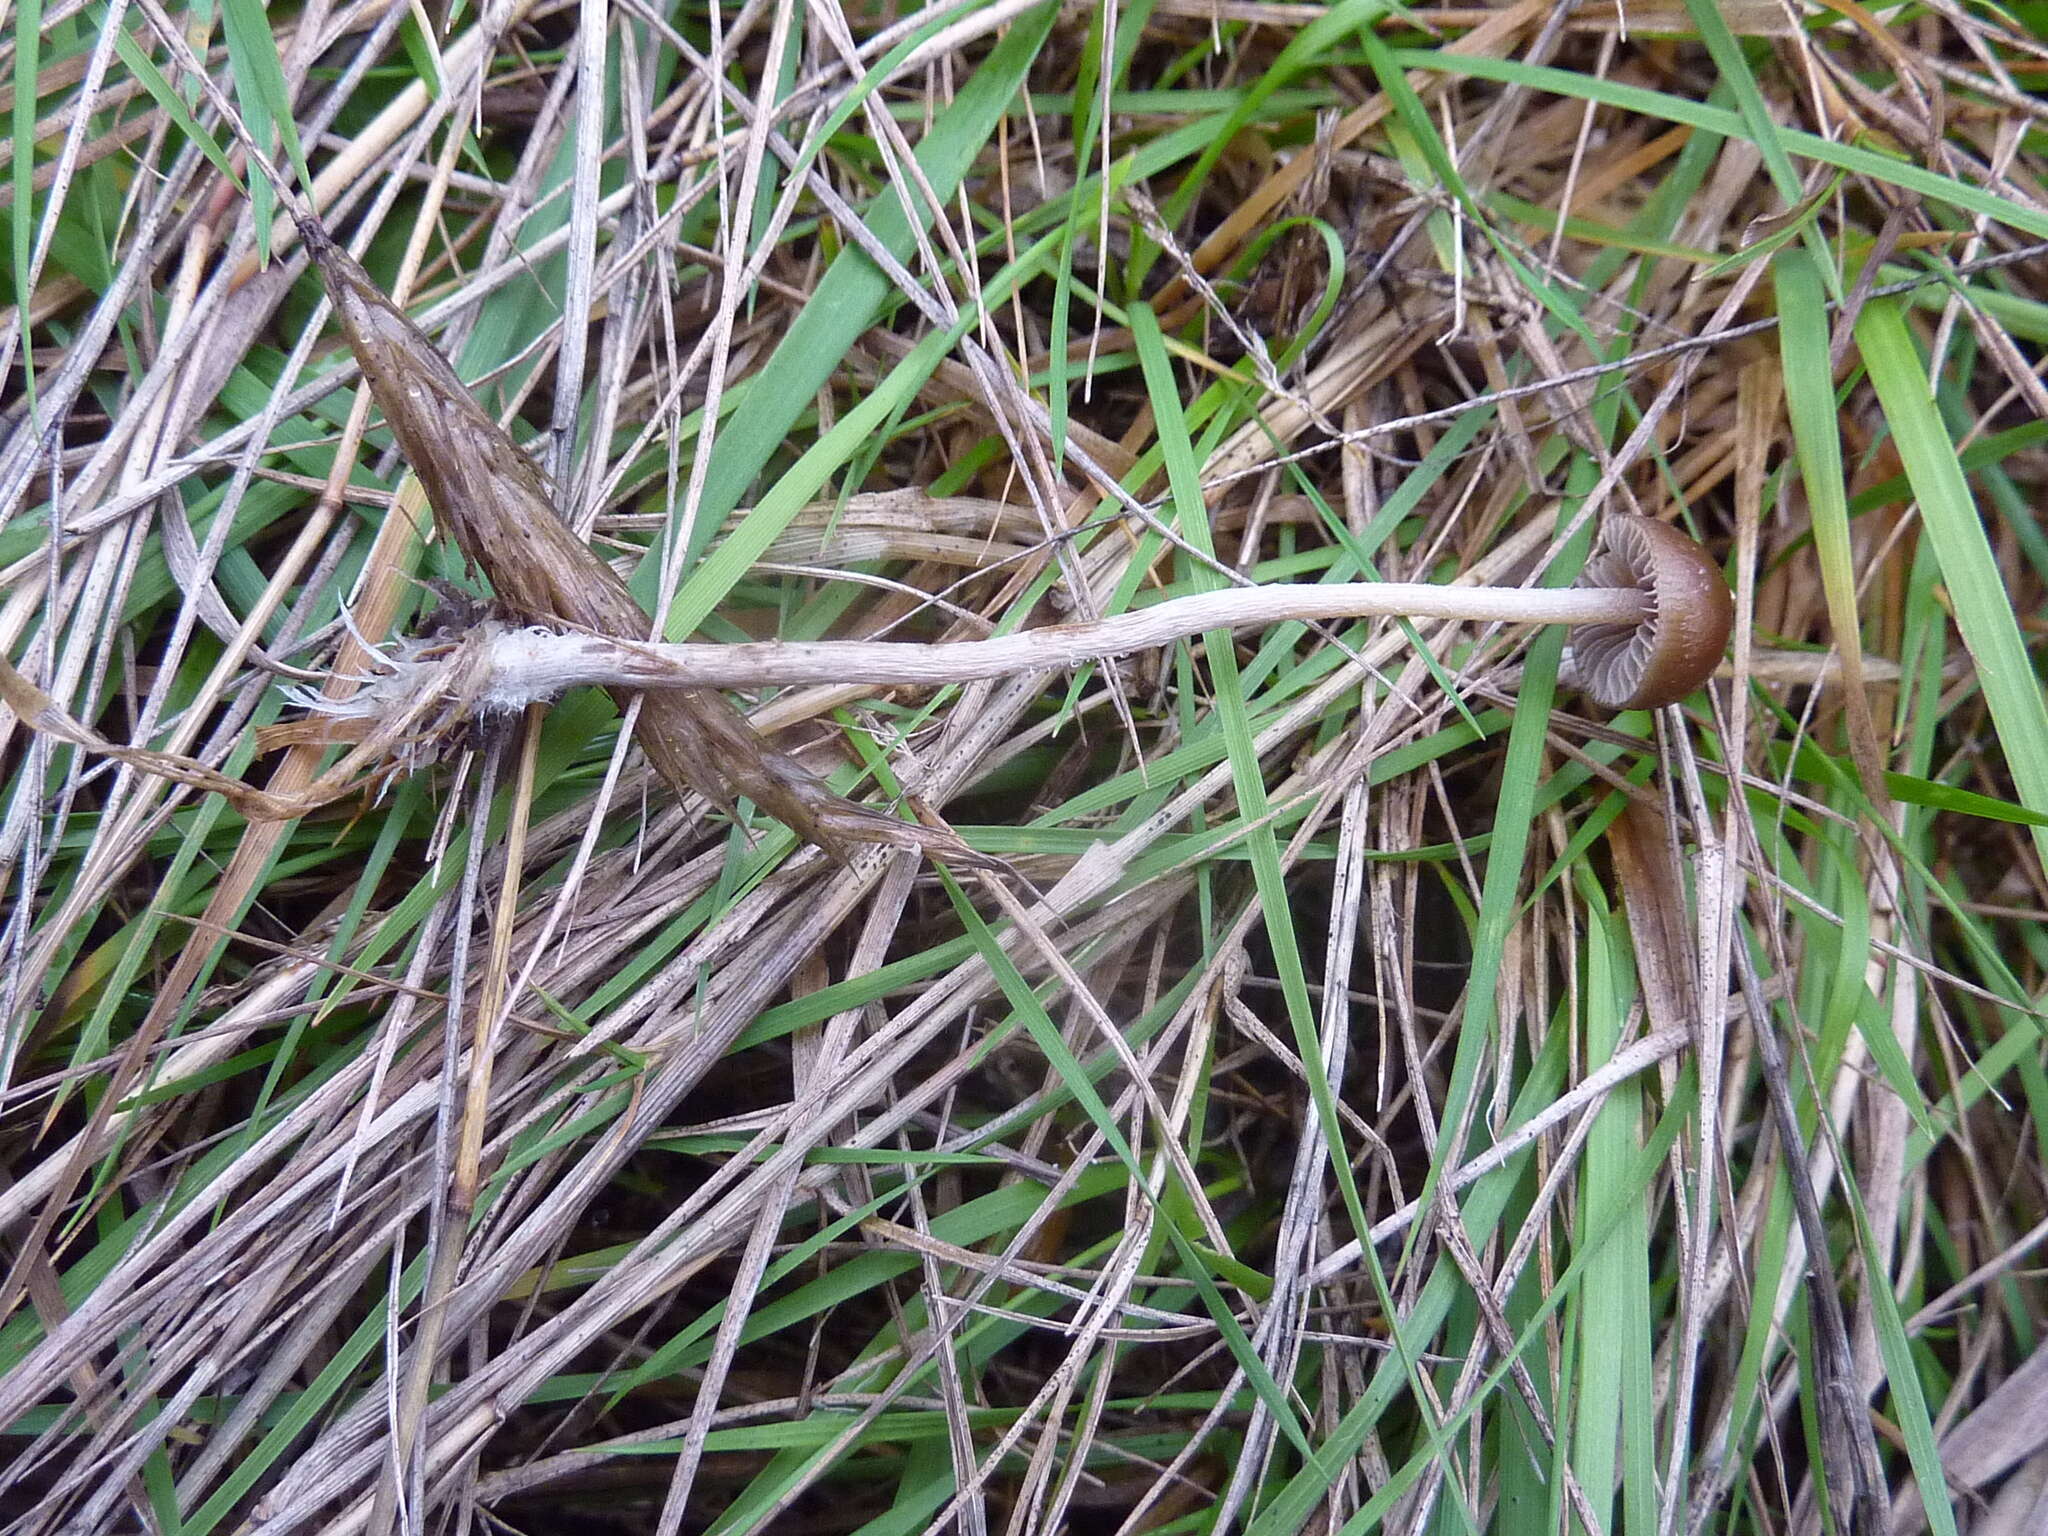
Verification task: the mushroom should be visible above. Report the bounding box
[1562,516,1735,710]
[5,518,1734,822]
[398,517,1733,712]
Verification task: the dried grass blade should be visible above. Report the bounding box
[1605,799,1698,1045]
[298,217,990,868]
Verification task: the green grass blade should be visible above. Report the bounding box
[217,0,312,254]
[1857,297,2048,867]
[659,1,1062,575]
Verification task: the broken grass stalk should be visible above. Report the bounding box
[298,217,990,866]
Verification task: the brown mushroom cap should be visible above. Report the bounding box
[1570,518,1734,710]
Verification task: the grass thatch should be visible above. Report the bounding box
[4,1,2048,1532]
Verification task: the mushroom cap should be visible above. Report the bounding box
[1570,518,1734,710]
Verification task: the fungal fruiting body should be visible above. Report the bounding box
[1566,517,1734,710]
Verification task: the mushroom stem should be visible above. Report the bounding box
[472,581,1650,697]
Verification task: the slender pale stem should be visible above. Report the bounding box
[478,580,1648,695]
